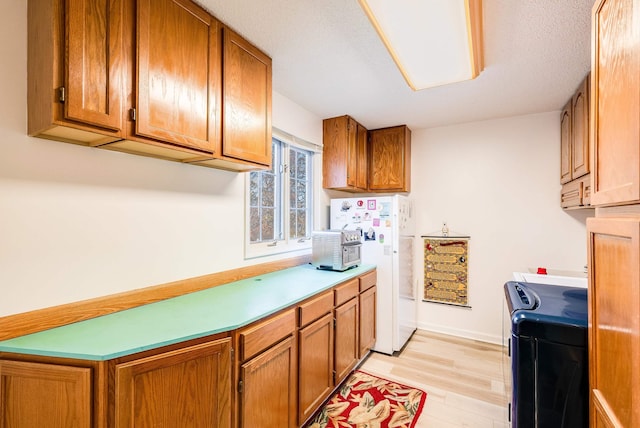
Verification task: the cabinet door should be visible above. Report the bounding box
[223,27,272,166]
[591,0,640,206]
[0,360,92,428]
[65,0,124,132]
[572,76,590,180]
[368,125,411,192]
[115,338,231,428]
[355,122,368,190]
[239,335,297,428]
[359,285,376,358]
[298,312,334,425]
[322,115,367,191]
[335,297,359,385]
[135,0,221,152]
[587,217,640,427]
[560,100,572,184]
[323,115,354,189]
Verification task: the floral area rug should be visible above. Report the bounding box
[305,370,427,428]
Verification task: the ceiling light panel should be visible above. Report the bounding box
[359,0,483,90]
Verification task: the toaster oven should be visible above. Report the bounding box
[311,230,362,271]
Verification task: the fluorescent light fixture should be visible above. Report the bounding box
[358,0,484,90]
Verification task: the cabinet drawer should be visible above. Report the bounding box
[335,279,359,306]
[561,179,583,208]
[582,174,591,206]
[359,270,376,292]
[299,291,333,328]
[239,309,296,362]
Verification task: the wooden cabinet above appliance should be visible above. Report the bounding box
[322,116,411,193]
[560,74,592,209]
[368,125,411,193]
[27,0,271,172]
[322,115,368,191]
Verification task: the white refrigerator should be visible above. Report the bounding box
[330,195,416,354]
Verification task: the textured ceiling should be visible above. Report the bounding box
[200,0,594,131]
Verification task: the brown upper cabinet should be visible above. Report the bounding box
[322,115,368,191]
[27,0,271,172]
[130,0,220,153]
[323,116,411,193]
[222,29,272,166]
[560,74,591,209]
[28,0,125,146]
[591,0,640,207]
[571,77,590,180]
[368,125,411,192]
[560,74,590,185]
[560,100,572,184]
[191,27,273,169]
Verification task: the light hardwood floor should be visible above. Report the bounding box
[359,329,511,428]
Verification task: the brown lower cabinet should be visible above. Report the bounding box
[241,274,377,428]
[334,280,360,385]
[0,270,376,428]
[359,272,377,358]
[239,336,297,428]
[298,312,334,423]
[587,217,640,427]
[237,309,298,428]
[115,338,231,427]
[297,291,334,424]
[0,360,92,428]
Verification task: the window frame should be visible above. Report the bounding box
[244,128,321,259]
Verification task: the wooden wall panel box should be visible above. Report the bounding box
[28,0,271,172]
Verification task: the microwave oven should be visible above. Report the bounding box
[311,230,362,271]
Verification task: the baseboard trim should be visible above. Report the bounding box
[416,321,504,346]
[0,255,311,341]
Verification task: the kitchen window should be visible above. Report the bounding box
[245,129,319,258]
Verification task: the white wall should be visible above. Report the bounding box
[0,2,322,316]
[412,113,591,344]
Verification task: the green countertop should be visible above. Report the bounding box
[0,264,375,361]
